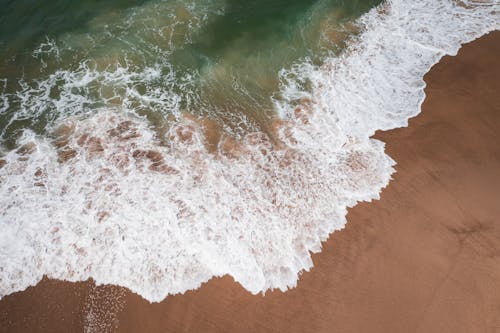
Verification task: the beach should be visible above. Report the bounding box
[1,30,499,333]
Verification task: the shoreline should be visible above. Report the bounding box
[1,31,499,332]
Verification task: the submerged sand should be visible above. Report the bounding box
[1,31,499,333]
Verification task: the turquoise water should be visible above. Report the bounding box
[0,0,380,148]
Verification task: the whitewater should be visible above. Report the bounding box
[0,0,498,302]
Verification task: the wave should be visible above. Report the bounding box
[0,0,498,302]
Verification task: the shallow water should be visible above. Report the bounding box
[0,0,380,146]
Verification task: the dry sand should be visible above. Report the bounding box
[1,31,499,333]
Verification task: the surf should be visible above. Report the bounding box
[0,0,498,302]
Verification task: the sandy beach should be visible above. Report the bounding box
[1,31,499,333]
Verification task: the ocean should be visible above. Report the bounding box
[0,0,498,302]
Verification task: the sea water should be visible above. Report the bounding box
[0,0,498,302]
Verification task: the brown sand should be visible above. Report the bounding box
[1,31,499,333]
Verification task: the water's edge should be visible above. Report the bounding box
[0,0,498,302]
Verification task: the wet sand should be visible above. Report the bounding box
[1,31,499,333]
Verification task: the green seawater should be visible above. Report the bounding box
[0,0,381,148]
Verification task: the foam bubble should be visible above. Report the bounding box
[0,0,498,302]
[0,106,392,301]
[277,0,499,137]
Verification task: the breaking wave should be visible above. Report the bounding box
[0,0,498,302]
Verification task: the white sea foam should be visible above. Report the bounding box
[0,0,498,302]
